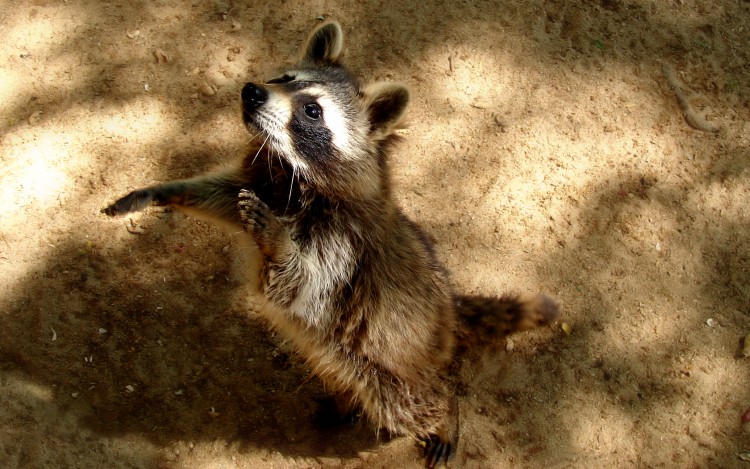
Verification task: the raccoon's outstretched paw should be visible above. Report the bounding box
[419,434,455,468]
[102,189,155,216]
[238,189,288,259]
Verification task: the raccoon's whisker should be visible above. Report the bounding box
[246,128,264,144]
[267,147,275,179]
[286,165,296,212]
[275,151,287,176]
[252,134,270,165]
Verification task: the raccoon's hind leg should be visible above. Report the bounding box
[357,365,458,468]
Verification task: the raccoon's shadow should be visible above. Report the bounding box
[0,226,380,463]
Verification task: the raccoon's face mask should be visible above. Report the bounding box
[240,22,410,199]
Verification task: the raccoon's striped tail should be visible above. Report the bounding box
[454,293,559,348]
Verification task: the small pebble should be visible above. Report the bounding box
[125,385,135,393]
[705,318,717,327]
[561,322,572,336]
[200,82,216,96]
[505,338,514,352]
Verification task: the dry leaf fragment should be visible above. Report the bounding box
[153,48,171,64]
[29,111,42,125]
[126,219,145,235]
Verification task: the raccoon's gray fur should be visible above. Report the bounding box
[103,22,559,467]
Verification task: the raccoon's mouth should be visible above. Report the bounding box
[244,109,283,144]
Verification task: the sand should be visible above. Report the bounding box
[1,0,749,467]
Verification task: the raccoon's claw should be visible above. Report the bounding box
[420,434,455,468]
[102,189,155,216]
[237,189,271,231]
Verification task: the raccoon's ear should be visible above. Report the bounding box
[301,21,344,65]
[363,83,410,133]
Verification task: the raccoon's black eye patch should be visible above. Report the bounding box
[267,74,295,84]
[304,103,322,120]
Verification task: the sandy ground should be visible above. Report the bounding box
[1,0,750,468]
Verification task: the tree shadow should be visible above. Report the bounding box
[2,0,749,467]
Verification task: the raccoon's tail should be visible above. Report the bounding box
[454,293,559,348]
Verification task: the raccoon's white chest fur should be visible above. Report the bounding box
[263,221,356,330]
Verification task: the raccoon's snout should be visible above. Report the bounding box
[241,82,267,110]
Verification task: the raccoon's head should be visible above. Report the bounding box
[241,21,409,200]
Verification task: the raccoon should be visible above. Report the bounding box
[103,22,559,467]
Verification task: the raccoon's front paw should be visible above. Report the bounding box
[238,189,288,259]
[102,189,155,216]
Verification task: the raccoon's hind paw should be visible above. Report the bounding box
[102,189,155,216]
[419,434,455,468]
[419,395,458,468]
[238,189,288,259]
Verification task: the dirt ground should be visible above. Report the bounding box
[1,0,749,467]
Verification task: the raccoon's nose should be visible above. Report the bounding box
[241,82,267,110]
